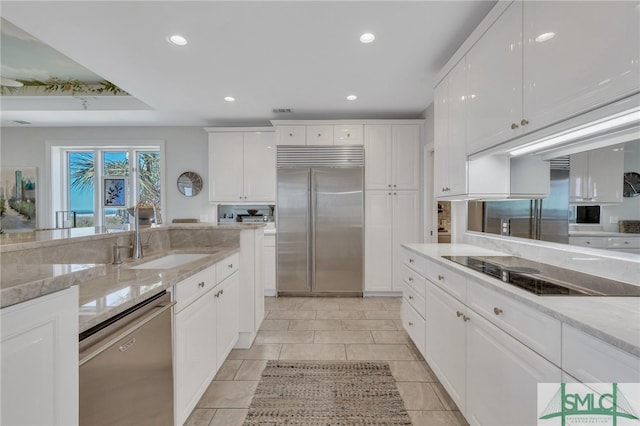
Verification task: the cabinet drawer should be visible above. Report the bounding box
[402,265,426,298]
[467,283,561,366]
[277,126,306,145]
[173,266,216,312]
[402,249,430,275]
[568,237,607,248]
[306,126,333,145]
[606,237,640,249]
[403,281,426,319]
[216,253,239,283]
[334,124,363,145]
[424,258,467,302]
[402,299,426,356]
[562,324,640,383]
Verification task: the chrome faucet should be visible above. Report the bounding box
[132,198,161,259]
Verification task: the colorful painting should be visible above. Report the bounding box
[103,177,126,207]
[0,167,37,233]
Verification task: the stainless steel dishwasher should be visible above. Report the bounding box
[79,291,175,426]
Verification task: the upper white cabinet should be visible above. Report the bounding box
[434,58,468,198]
[570,145,624,204]
[207,128,276,202]
[305,125,333,145]
[274,122,364,146]
[458,1,640,155]
[334,124,363,145]
[364,124,420,191]
[466,1,524,155]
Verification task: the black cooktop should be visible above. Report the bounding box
[442,256,640,297]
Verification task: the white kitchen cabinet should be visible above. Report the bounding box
[306,125,333,145]
[276,125,306,145]
[434,58,468,198]
[364,124,420,191]
[237,228,265,348]
[207,128,276,202]
[334,124,363,145]
[466,312,561,426]
[364,190,419,293]
[262,233,276,296]
[426,282,467,411]
[523,2,640,133]
[466,1,524,155]
[570,146,624,204]
[1,286,78,426]
[215,270,240,371]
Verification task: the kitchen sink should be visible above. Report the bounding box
[130,253,209,269]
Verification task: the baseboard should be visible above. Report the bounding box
[363,291,403,297]
[264,288,277,297]
[234,331,257,349]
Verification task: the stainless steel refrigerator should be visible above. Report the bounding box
[276,146,363,296]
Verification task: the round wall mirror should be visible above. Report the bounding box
[177,171,203,197]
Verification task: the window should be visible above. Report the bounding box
[49,141,164,229]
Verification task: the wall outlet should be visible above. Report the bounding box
[610,216,619,224]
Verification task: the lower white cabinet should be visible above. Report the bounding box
[262,233,276,296]
[466,312,561,426]
[216,271,240,371]
[237,228,265,348]
[1,286,79,426]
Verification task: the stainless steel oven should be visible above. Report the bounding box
[79,291,175,426]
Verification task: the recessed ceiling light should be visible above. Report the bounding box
[359,33,375,43]
[224,96,235,102]
[347,95,357,101]
[535,32,555,43]
[168,35,188,46]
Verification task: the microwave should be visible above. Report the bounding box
[576,205,600,224]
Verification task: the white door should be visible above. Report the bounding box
[523,1,640,133]
[466,312,561,426]
[364,125,393,190]
[174,291,218,425]
[209,132,244,202]
[392,191,420,292]
[364,190,393,292]
[392,125,420,190]
[466,1,523,154]
[433,80,450,198]
[243,132,276,202]
[216,272,240,370]
[447,58,469,196]
[425,283,466,411]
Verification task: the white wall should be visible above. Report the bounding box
[0,126,213,226]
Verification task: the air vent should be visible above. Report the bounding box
[550,155,570,170]
[272,108,292,113]
[13,120,32,125]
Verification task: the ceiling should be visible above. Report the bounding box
[0,1,496,127]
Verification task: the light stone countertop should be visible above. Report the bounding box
[569,231,640,237]
[402,243,640,357]
[78,246,240,333]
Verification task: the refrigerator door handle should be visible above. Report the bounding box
[310,170,316,291]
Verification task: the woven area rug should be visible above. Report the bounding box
[243,361,412,425]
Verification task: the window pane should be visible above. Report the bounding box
[103,151,130,228]
[68,152,95,227]
[137,152,161,203]
[103,151,129,176]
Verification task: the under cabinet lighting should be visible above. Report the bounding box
[509,107,640,156]
[360,33,375,43]
[168,35,188,46]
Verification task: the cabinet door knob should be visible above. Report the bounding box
[408,321,414,326]
[317,133,322,137]
[214,291,220,298]
[586,241,591,244]
[409,295,414,300]
[438,274,444,281]
[347,133,351,138]
[408,277,413,282]
[409,258,414,263]
[521,119,529,126]
[393,184,397,188]
[228,263,233,268]
[511,123,519,129]
[388,184,392,188]
[289,133,293,137]
[493,307,503,315]
[456,311,463,317]
[388,192,392,195]
[463,315,470,322]
[221,289,224,295]
[393,192,397,195]
[198,281,205,288]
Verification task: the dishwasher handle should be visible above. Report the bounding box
[79,299,176,366]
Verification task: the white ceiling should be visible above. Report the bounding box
[0,1,496,127]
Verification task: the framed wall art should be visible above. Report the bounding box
[103,177,126,207]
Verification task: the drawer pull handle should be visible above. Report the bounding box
[511,123,519,130]
[408,277,413,282]
[409,258,414,263]
[408,295,414,300]
[438,275,444,281]
[221,289,224,295]
[198,281,205,288]
[456,311,463,317]
[463,315,470,322]
[215,290,221,298]
[228,263,233,268]
[408,322,414,326]
[493,307,503,315]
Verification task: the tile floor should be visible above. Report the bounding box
[185,296,469,426]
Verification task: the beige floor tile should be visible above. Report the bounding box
[342,319,398,331]
[346,344,416,360]
[339,302,387,311]
[279,343,347,360]
[407,410,467,426]
[184,408,216,426]
[387,361,437,382]
[214,359,243,380]
[228,344,282,360]
[234,360,268,381]
[365,310,402,320]
[254,330,314,344]
[296,300,340,311]
[431,382,459,411]
[314,330,374,344]
[371,330,411,344]
[315,310,365,319]
[393,319,404,329]
[288,319,343,331]
[197,381,259,409]
[396,382,445,410]
[209,409,248,426]
[266,310,316,320]
[259,319,290,331]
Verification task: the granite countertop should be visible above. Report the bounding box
[78,246,239,333]
[402,243,640,357]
